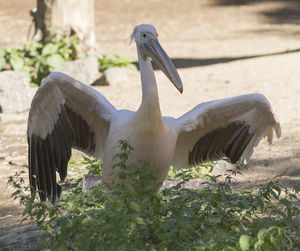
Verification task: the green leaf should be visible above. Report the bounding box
[257,228,267,240]
[0,57,5,71]
[270,234,281,249]
[9,54,24,70]
[239,235,252,251]
[130,201,141,213]
[46,53,65,68]
[135,217,145,225]
[261,240,271,251]
[126,63,138,71]
[42,43,59,55]
[113,201,123,211]
[98,55,137,72]
[201,228,213,243]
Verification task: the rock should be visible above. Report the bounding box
[92,74,109,86]
[0,71,32,114]
[92,67,134,86]
[210,160,234,176]
[83,174,102,191]
[56,56,100,85]
[0,224,42,251]
[161,179,208,190]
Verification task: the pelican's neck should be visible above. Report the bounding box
[136,46,162,123]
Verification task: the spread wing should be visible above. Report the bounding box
[171,94,281,169]
[27,72,117,203]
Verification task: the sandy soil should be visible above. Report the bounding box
[0,0,300,233]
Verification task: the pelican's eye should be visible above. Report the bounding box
[143,33,146,38]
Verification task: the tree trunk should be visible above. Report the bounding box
[32,0,96,50]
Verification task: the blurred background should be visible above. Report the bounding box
[1,0,300,57]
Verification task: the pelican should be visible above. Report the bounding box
[27,24,281,203]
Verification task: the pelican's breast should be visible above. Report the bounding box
[102,110,176,186]
[130,121,177,182]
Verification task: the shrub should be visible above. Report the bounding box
[8,141,300,250]
[1,39,137,87]
[0,31,82,86]
[98,55,137,72]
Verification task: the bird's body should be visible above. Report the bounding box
[102,110,177,186]
[27,24,281,203]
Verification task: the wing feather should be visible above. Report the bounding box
[28,135,37,191]
[42,139,53,201]
[36,138,47,201]
[27,72,117,203]
[45,135,57,204]
[171,94,280,169]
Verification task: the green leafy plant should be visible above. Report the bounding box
[82,156,102,175]
[0,31,82,85]
[8,141,300,250]
[1,37,138,87]
[98,55,137,72]
[167,161,215,179]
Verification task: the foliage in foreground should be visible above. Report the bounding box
[9,141,300,250]
[167,162,215,179]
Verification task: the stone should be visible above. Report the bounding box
[210,160,234,176]
[92,73,109,86]
[161,179,208,190]
[83,174,102,191]
[0,71,33,114]
[56,56,100,85]
[0,224,42,251]
[92,67,134,86]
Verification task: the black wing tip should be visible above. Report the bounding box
[35,183,62,205]
[189,122,254,166]
[28,103,97,205]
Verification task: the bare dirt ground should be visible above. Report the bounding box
[1,0,300,233]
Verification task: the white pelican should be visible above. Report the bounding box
[27,24,281,203]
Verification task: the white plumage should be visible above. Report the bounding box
[27,24,281,203]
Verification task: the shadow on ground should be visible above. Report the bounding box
[212,0,297,6]
[231,177,300,192]
[262,6,300,24]
[249,155,300,176]
[212,0,300,25]
[229,154,300,190]
[134,48,300,70]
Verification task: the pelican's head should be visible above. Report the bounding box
[131,24,183,94]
